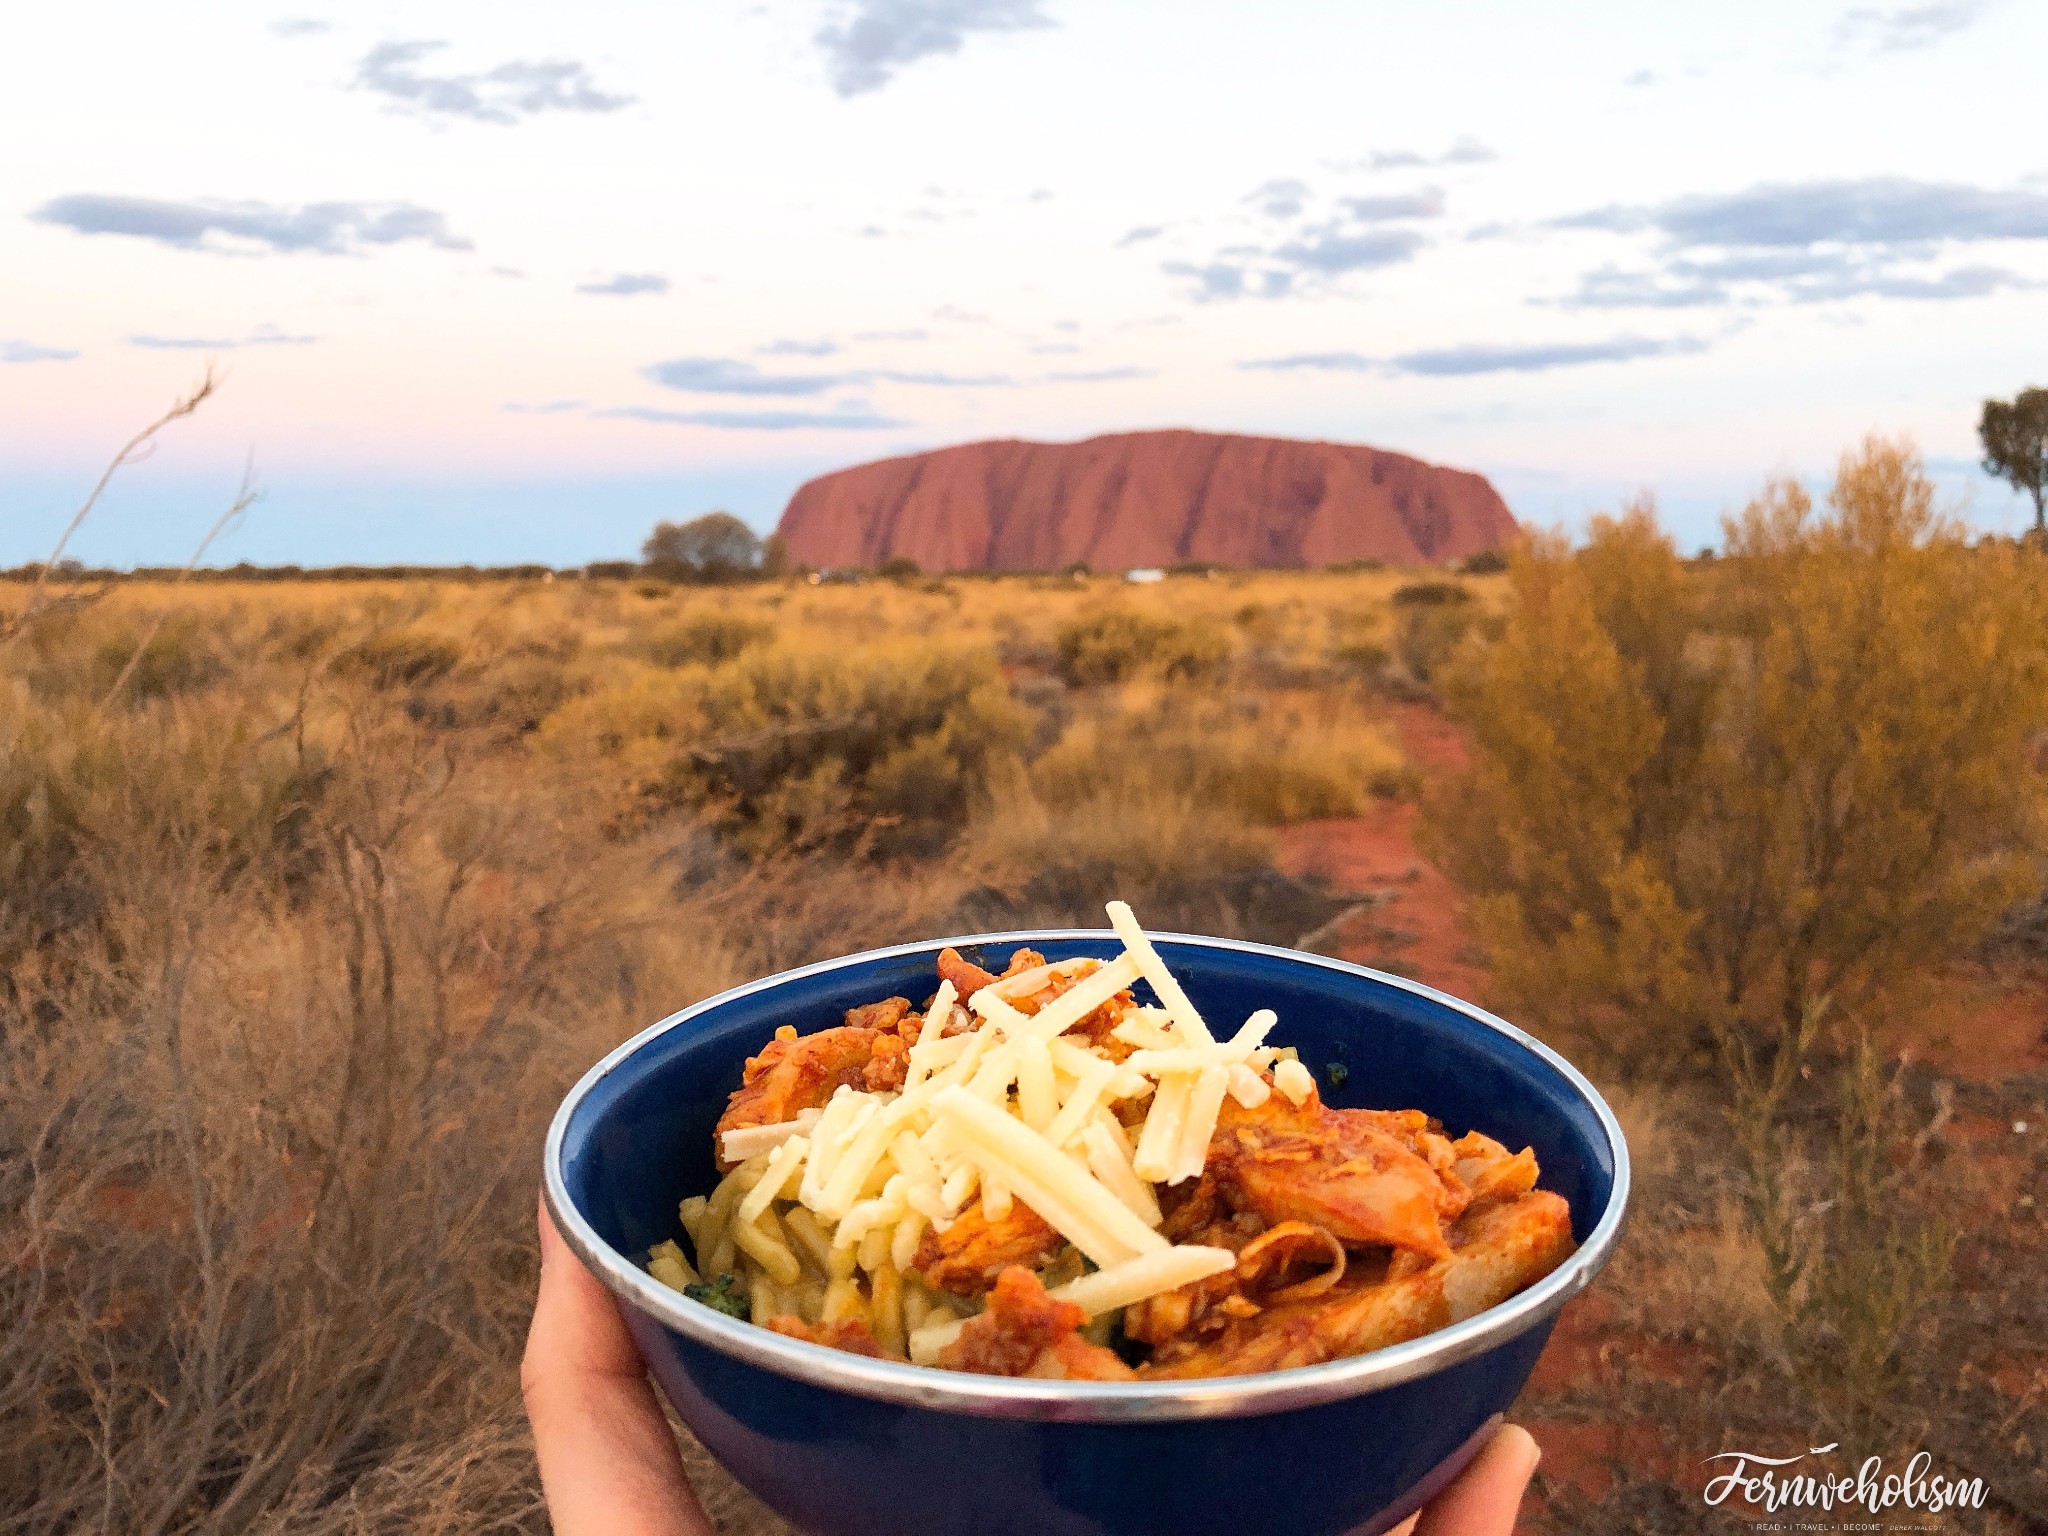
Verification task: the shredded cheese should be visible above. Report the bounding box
[1107,900,1214,1046]
[1272,1057,1317,1107]
[707,902,1320,1370]
[934,1088,1167,1268]
[718,1109,821,1165]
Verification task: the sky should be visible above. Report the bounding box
[4,0,2045,567]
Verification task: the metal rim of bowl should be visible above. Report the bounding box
[542,929,1633,1424]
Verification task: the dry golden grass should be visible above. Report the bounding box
[0,564,1428,1532]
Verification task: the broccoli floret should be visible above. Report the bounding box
[682,1273,749,1320]
[1324,1061,1350,1091]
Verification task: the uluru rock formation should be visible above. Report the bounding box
[775,429,1516,571]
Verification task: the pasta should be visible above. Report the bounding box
[651,901,1576,1382]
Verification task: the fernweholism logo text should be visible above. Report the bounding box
[1703,1443,1985,1518]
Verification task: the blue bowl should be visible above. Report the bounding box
[544,932,1629,1536]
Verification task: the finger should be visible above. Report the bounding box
[523,1197,714,1536]
[1411,1422,1540,1536]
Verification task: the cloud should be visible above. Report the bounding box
[1045,366,1154,382]
[576,272,668,296]
[1835,0,1986,52]
[648,357,844,396]
[595,405,907,430]
[270,18,329,37]
[355,40,632,124]
[1269,227,1429,279]
[1160,176,1445,301]
[33,194,470,255]
[1565,177,2048,247]
[876,368,1014,386]
[127,325,316,349]
[2,339,78,363]
[816,0,1052,96]
[853,328,928,341]
[502,399,587,414]
[1247,179,1310,219]
[646,355,1016,396]
[1116,225,1165,248]
[1333,139,1495,173]
[1240,334,1708,376]
[1342,189,1446,221]
[1239,351,1375,372]
[1555,177,2048,308]
[761,338,840,356]
[1390,335,1708,375]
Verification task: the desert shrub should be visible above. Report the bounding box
[89,610,228,702]
[655,642,1032,858]
[639,611,774,668]
[335,628,464,688]
[878,555,922,581]
[1386,581,1476,685]
[1053,610,1232,686]
[958,769,1276,932]
[0,650,713,1533]
[1031,690,1407,826]
[1329,639,1390,683]
[1391,580,1471,606]
[1324,608,1391,685]
[1460,548,1510,575]
[1728,1022,1954,1445]
[1428,442,2048,1071]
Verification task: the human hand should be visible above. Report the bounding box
[1389,1420,1541,1535]
[523,1198,714,1536]
[523,1197,1536,1536]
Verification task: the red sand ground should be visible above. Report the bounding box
[1279,702,2047,1527]
[1274,705,1616,1523]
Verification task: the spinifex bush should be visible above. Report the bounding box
[1430,439,2048,1071]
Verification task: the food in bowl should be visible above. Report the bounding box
[646,901,1575,1381]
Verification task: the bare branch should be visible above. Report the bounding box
[4,366,222,650]
[99,457,261,711]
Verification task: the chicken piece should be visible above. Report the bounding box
[1010,959,1138,1056]
[1123,1213,1350,1347]
[862,1033,912,1094]
[713,1024,880,1165]
[1208,1092,1469,1259]
[1142,1190,1575,1379]
[938,1266,1136,1381]
[763,1315,885,1358]
[1448,1130,1541,1211]
[913,1196,1066,1295]
[937,946,999,998]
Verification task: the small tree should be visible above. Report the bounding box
[1979,387,2048,533]
[1429,438,2048,1073]
[641,512,761,582]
